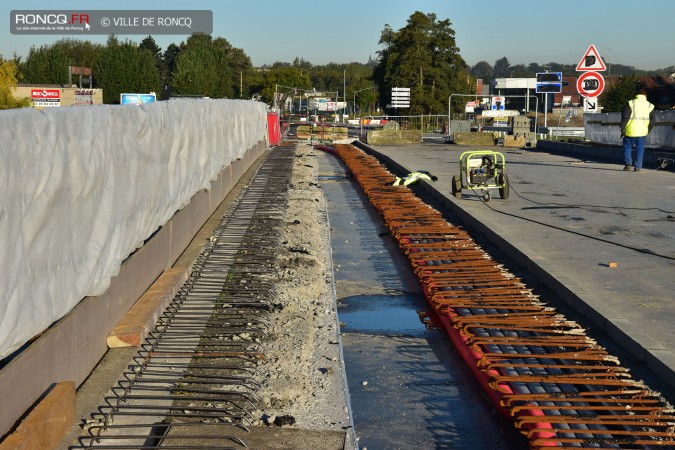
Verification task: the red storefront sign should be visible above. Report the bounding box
[31,89,61,99]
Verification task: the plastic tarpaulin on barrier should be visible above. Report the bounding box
[0,99,268,359]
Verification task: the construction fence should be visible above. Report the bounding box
[359,114,450,140]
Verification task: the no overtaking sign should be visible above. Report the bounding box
[577,72,605,98]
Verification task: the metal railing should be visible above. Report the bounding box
[548,127,585,138]
[358,114,450,140]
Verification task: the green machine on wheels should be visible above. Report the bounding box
[451,150,509,202]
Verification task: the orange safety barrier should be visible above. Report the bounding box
[330,144,675,449]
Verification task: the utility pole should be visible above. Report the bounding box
[343,69,346,118]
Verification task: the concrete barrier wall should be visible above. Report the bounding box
[366,130,423,144]
[585,110,675,148]
[0,100,269,438]
[0,143,266,438]
[0,99,268,361]
[537,140,675,168]
[453,131,497,146]
[0,140,267,440]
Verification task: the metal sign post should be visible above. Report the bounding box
[391,87,410,109]
[536,72,562,129]
[576,45,606,111]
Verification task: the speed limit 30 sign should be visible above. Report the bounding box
[577,71,605,98]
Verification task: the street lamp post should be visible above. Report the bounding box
[353,86,374,119]
[343,69,346,113]
[353,91,356,118]
[274,85,312,122]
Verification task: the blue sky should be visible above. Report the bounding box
[2,0,674,71]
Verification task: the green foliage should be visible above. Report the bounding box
[308,62,344,93]
[258,66,311,104]
[293,57,313,71]
[510,64,530,78]
[493,57,511,78]
[250,60,376,113]
[373,11,470,114]
[139,36,161,57]
[140,35,168,86]
[21,39,103,85]
[94,36,161,104]
[162,43,181,86]
[346,63,376,115]
[470,61,493,81]
[607,64,646,77]
[599,75,640,112]
[0,59,31,109]
[172,35,220,97]
[474,58,648,81]
[10,26,674,111]
[222,43,254,98]
[528,62,543,74]
[172,35,246,98]
[22,44,70,84]
[53,38,103,69]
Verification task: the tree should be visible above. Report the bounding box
[345,62,376,114]
[21,44,70,84]
[0,59,31,109]
[139,35,167,84]
[600,75,640,112]
[308,63,342,92]
[139,35,161,57]
[172,35,218,97]
[94,36,161,104]
[163,43,181,75]
[607,63,644,77]
[528,62,543,74]
[292,57,313,71]
[21,39,103,85]
[471,61,493,81]
[172,35,249,99]
[352,84,376,116]
[493,57,511,78]
[547,62,568,76]
[161,43,181,86]
[214,39,253,98]
[373,11,470,114]
[257,66,311,105]
[53,38,102,69]
[511,63,531,78]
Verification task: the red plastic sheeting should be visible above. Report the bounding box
[267,112,280,146]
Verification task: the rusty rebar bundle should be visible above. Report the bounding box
[333,144,675,449]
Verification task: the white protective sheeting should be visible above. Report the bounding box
[0,99,268,359]
[585,110,675,148]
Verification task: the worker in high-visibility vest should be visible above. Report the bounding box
[620,89,655,172]
[393,170,438,186]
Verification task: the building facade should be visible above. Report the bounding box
[12,85,103,110]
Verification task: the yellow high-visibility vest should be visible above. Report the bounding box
[625,95,654,137]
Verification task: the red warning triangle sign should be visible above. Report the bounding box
[576,44,606,71]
